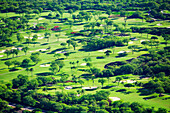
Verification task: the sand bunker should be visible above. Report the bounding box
[98,50,107,52]
[82,87,97,89]
[0,55,4,57]
[38,37,44,39]
[127,80,136,83]
[118,51,126,53]
[65,86,72,90]
[109,97,120,101]
[56,51,67,54]
[0,50,6,53]
[140,40,149,43]
[81,63,87,66]
[40,64,50,67]
[129,41,133,44]
[38,18,44,20]
[120,80,136,83]
[24,36,33,39]
[37,34,41,36]
[157,23,162,26]
[36,49,47,51]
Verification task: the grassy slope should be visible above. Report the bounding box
[0,10,169,110]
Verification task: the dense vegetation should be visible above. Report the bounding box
[0,0,169,113]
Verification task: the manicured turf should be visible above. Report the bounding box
[0,10,169,110]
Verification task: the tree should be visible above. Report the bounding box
[128,45,138,54]
[23,96,36,106]
[32,35,38,47]
[64,52,70,58]
[44,32,51,42]
[4,61,12,68]
[98,78,106,87]
[54,53,61,59]
[60,42,67,48]
[59,10,64,18]
[66,39,72,47]
[30,54,41,65]
[30,68,34,76]
[4,49,11,58]
[12,60,20,67]
[68,9,73,17]
[55,34,60,41]
[116,77,122,85]
[21,58,30,68]
[27,79,39,90]
[17,33,24,44]
[11,49,18,58]
[162,34,170,46]
[141,41,149,49]
[156,108,167,113]
[156,87,165,96]
[71,41,78,50]
[144,29,151,38]
[104,50,112,57]
[123,38,130,46]
[22,47,29,55]
[49,61,59,75]
[102,69,114,84]
[86,62,92,68]
[106,10,112,16]
[76,60,79,66]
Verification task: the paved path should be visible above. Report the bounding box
[8,103,46,113]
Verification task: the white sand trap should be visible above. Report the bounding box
[36,49,47,51]
[109,97,120,101]
[29,51,34,52]
[40,64,50,67]
[24,36,33,39]
[82,87,97,89]
[157,23,162,26]
[81,63,87,66]
[0,55,4,57]
[37,34,41,36]
[65,86,72,90]
[12,47,17,50]
[129,41,133,44]
[18,47,22,51]
[38,37,44,39]
[140,40,149,43]
[38,18,44,20]
[98,50,107,52]
[0,50,6,53]
[118,51,126,53]
[126,51,131,53]
[77,94,81,97]
[127,80,136,83]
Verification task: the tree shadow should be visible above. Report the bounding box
[41,43,49,46]
[116,89,127,92]
[81,74,92,78]
[72,86,82,89]
[137,88,154,96]
[47,48,66,54]
[102,86,113,89]
[1,57,12,61]
[96,56,105,59]
[143,95,157,100]
[36,72,53,76]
